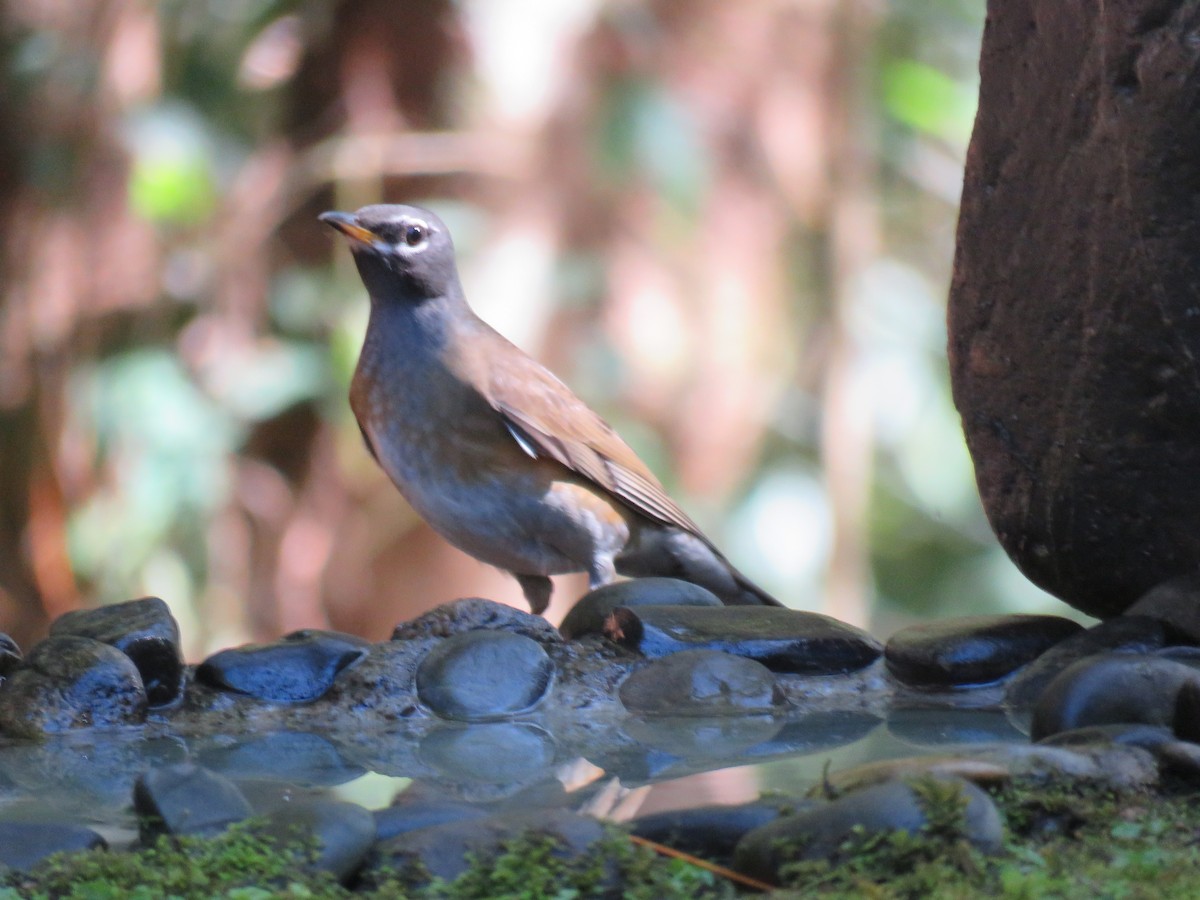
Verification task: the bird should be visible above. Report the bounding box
[320,203,782,614]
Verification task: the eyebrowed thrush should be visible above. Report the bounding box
[321,204,782,614]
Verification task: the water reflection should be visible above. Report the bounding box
[0,705,1029,848]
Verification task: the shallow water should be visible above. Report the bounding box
[0,701,1028,851]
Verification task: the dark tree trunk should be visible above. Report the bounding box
[949,0,1200,617]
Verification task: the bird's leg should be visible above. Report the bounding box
[515,573,553,615]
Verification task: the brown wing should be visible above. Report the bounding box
[483,343,703,536]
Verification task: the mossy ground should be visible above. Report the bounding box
[5,778,1200,899]
[777,777,1200,899]
[0,824,729,900]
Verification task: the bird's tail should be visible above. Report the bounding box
[615,526,784,607]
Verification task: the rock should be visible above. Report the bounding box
[393,597,561,645]
[0,821,106,871]
[374,800,490,843]
[630,801,791,863]
[0,636,147,737]
[1030,654,1200,741]
[981,743,1159,791]
[559,579,722,640]
[50,597,185,707]
[622,714,783,760]
[193,731,364,786]
[1037,724,1175,752]
[885,615,1083,688]
[362,809,605,885]
[618,649,782,716]
[887,707,1027,747]
[0,634,21,680]
[734,776,1003,882]
[1125,573,1200,644]
[307,639,430,722]
[1173,678,1200,742]
[603,606,881,674]
[1155,645,1200,670]
[418,723,556,785]
[195,630,369,703]
[948,0,1200,618]
[598,715,876,787]
[821,757,1012,795]
[748,712,882,760]
[134,763,253,840]
[0,733,187,815]
[1005,617,1168,719]
[1153,739,1200,785]
[252,799,376,883]
[416,630,554,721]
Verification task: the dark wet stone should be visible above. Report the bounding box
[374,801,490,843]
[0,821,106,871]
[1126,573,1200,645]
[1030,654,1200,741]
[559,579,722,640]
[305,640,430,722]
[1174,678,1200,742]
[194,731,364,786]
[0,734,187,814]
[619,649,782,716]
[0,636,147,737]
[619,716,784,779]
[568,743,682,786]
[286,628,371,649]
[196,630,368,703]
[885,615,1083,688]
[734,777,1003,882]
[630,801,791,863]
[393,597,561,646]
[363,809,605,885]
[1154,740,1200,785]
[1004,617,1168,719]
[50,597,185,707]
[1156,645,1200,672]
[747,712,882,761]
[887,707,1027,747]
[1037,724,1175,752]
[419,723,555,785]
[603,606,881,674]
[134,763,253,840]
[605,713,881,787]
[416,630,554,721]
[252,799,376,883]
[0,634,21,680]
[233,779,328,814]
[467,777,575,813]
[987,743,1158,791]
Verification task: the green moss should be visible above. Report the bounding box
[10,779,1200,898]
[3,825,731,900]
[776,777,1200,899]
[4,824,337,900]
[390,829,734,899]
[777,775,984,899]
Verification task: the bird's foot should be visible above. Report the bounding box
[515,573,553,616]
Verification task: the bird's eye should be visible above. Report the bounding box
[403,224,427,247]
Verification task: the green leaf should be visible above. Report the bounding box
[883,58,976,143]
[129,152,216,225]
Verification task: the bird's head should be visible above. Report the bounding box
[320,204,458,302]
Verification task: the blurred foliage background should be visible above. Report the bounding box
[0,0,1070,659]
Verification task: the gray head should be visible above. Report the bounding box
[319,204,460,302]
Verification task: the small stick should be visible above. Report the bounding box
[627,833,777,893]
